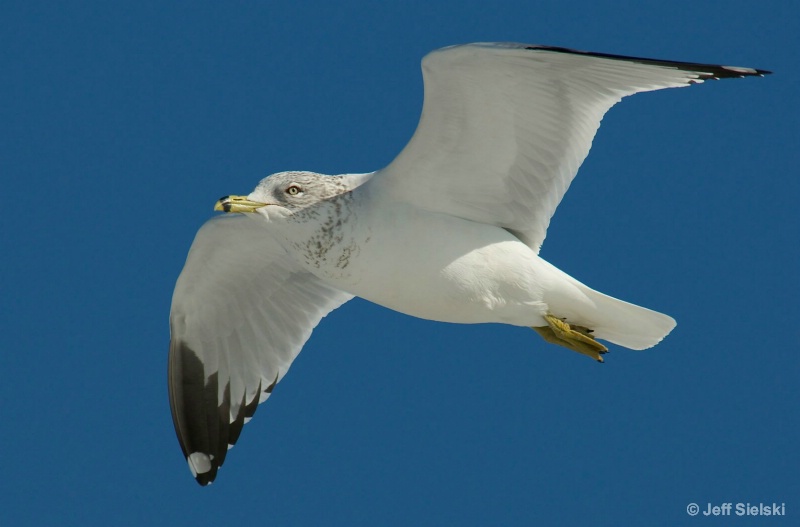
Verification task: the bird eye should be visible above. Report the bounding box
[286,185,302,196]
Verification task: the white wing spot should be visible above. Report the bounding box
[187,452,213,476]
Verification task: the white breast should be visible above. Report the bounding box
[315,198,552,325]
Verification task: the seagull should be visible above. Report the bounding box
[168,43,768,485]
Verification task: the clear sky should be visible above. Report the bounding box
[2,1,797,526]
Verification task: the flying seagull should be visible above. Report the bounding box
[168,42,768,485]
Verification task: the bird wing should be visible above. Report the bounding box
[168,214,353,485]
[370,43,767,251]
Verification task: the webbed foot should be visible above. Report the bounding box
[532,314,608,362]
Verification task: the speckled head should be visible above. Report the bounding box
[214,170,371,225]
[248,171,352,212]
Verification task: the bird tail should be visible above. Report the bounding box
[543,268,677,350]
[576,286,676,350]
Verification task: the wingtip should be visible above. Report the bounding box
[187,452,217,486]
[717,65,772,78]
[520,44,770,81]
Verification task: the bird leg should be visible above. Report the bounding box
[532,314,608,362]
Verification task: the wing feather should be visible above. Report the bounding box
[372,43,767,251]
[168,215,352,485]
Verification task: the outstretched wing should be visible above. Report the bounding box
[168,215,353,485]
[372,43,768,251]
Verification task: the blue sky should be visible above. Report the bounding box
[2,1,797,525]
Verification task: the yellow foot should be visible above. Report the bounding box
[532,314,608,362]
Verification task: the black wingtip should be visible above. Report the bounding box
[168,337,229,486]
[194,464,217,486]
[169,333,277,486]
[524,44,770,80]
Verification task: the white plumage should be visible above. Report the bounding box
[168,43,768,485]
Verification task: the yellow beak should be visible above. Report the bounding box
[214,195,269,213]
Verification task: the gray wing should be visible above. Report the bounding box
[371,43,768,251]
[168,215,352,485]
